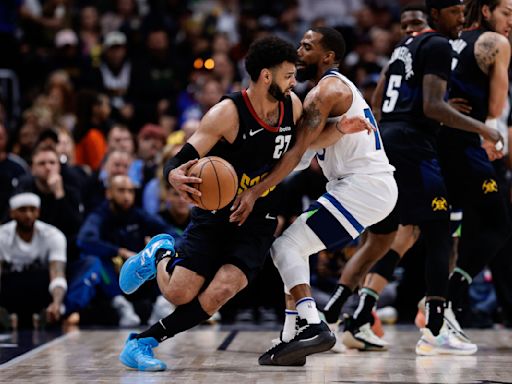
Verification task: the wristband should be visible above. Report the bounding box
[49,276,68,294]
[163,143,200,183]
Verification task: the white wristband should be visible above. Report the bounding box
[484,118,504,151]
[485,118,498,130]
[49,277,68,295]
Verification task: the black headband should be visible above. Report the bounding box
[426,0,464,9]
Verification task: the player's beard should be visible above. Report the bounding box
[268,81,287,102]
[296,62,318,82]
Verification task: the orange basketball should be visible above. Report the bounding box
[187,156,238,210]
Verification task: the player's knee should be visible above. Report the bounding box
[271,236,301,270]
[162,284,196,306]
[213,281,239,304]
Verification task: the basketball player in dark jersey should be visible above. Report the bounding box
[116,35,370,371]
[114,36,300,371]
[437,0,512,332]
[322,0,504,355]
[318,6,430,351]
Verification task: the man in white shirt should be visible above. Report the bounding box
[0,192,67,328]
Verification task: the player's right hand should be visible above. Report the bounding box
[168,159,202,204]
[481,126,503,145]
[482,139,504,161]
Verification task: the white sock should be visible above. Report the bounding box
[281,310,298,342]
[296,297,320,324]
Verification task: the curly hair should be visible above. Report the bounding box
[245,36,298,82]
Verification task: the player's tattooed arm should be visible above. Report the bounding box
[475,32,499,74]
[478,32,511,118]
[301,101,323,132]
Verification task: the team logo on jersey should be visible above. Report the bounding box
[482,179,498,194]
[388,46,414,79]
[238,172,276,197]
[431,197,448,211]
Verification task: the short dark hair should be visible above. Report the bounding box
[31,144,58,160]
[401,3,428,15]
[245,36,298,82]
[310,27,346,62]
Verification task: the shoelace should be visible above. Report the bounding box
[263,340,284,354]
[292,324,311,340]
[135,341,154,359]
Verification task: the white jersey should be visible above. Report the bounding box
[0,220,67,272]
[315,70,394,181]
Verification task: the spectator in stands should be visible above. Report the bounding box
[158,183,191,240]
[51,29,86,88]
[78,6,102,59]
[180,77,223,126]
[73,90,110,171]
[16,145,83,261]
[89,31,135,126]
[0,122,29,222]
[70,175,177,326]
[12,116,39,165]
[83,148,134,214]
[132,123,166,190]
[129,28,180,126]
[0,192,67,329]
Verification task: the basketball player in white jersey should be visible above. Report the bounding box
[229,27,398,366]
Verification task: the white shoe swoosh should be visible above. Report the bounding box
[249,128,264,136]
[265,213,276,220]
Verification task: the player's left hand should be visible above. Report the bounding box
[336,115,375,135]
[482,139,504,161]
[229,188,259,226]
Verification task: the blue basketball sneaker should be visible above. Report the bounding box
[119,333,167,371]
[119,234,175,294]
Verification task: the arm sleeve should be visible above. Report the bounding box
[422,37,453,81]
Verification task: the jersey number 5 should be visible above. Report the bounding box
[273,135,292,159]
[382,74,402,113]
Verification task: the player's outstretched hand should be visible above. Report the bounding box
[336,115,376,135]
[229,188,259,226]
[168,159,202,204]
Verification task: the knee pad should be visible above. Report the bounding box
[271,216,324,291]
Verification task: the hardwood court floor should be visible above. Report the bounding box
[1,326,511,383]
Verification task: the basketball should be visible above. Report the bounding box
[187,156,238,210]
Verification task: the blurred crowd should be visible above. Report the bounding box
[0,0,510,330]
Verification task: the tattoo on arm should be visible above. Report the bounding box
[301,101,322,131]
[476,34,499,75]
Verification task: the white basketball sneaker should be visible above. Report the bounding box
[415,327,477,356]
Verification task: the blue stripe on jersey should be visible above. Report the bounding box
[296,297,315,306]
[305,201,356,250]
[323,193,365,234]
